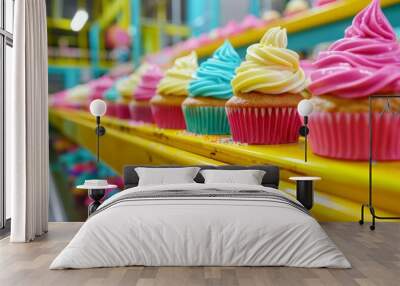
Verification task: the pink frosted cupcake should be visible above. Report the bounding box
[240,15,265,30]
[308,0,400,161]
[130,65,164,123]
[66,84,91,110]
[115,64,150,120]
[88,76,114,101]
[209,21,244,40]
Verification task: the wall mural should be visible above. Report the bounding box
[48,0,400,222]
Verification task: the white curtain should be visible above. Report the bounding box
[8,0,49,242]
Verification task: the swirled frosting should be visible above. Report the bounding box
[309,0,400,98]
[116,63,150,98]
[134,64,164,101]
[232,27,307,95]
[157,52,198,96]
[189,41,241,100]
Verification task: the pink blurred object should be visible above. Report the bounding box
[181,37,200,51]
[211,21,244,39]
[49,90,68,107]
[50,90,83,110]
[196,33,213,46]
[88,76,114,101]
[240,15,265,30]
[106,25,131,49]
[314,0,337,7]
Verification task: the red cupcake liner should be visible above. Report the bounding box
[226,106,301,144]
[151,104,186,129]
[115,103,131,119]
[308,112,400,161]
[129,103,155,123]
[105,101,118,117]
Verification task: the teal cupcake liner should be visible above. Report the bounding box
[183,105,231,135]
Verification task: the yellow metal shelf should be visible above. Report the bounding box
[49,109,400,221]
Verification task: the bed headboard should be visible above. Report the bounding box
[123,165,280,189]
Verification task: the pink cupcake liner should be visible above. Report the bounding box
[115,103,131,120]
[105,101,118,117]
[308,112,400,161]
[226,106,301,144]
[151,104,186,129]
[129,103,155,123]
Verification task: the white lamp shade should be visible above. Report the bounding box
[297,99,314,117]
[71,10,89,32]
[89,99,107,117]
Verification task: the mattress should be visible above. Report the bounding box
[50,183,351,269]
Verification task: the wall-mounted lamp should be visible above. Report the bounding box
[297,99,314,162]
[89,99,107,164]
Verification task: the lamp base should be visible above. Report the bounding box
[88,189,105,216]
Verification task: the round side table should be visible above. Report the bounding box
[77,184,117,216]
[289,177,321,210]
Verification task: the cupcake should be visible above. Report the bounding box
[131,64,164,123]
[67,84,91,110]
[262,10,281,22]
[150,52,198,129]
[284,0,309,17]
[103,82,121,117]
[116,64,150,120]
[308,0,400,161]
[228,27,307,144]
[88,76,114,101]
[182,41,241,135]
[209,21,244,40]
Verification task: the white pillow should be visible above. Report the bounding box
[135,167,200,186]
[200,169,266,185]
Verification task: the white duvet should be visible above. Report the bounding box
[50,183,351,269]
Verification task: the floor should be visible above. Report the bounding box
[0,222,399,286]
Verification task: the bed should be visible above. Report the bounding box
[50,165,350,269]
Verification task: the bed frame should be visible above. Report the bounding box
[123,165,280,190]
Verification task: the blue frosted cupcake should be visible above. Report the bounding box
[182,40,241,135]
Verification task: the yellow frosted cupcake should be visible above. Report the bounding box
[116,63,150,120]
[228,27,307,144]
[150,52,198,129]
